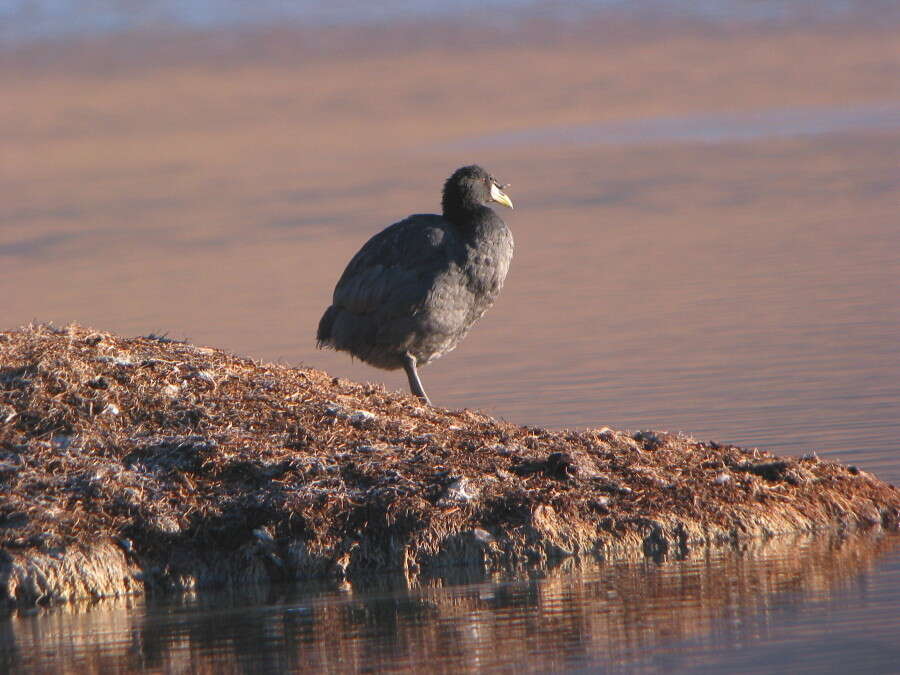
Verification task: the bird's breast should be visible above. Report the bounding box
[465,230,513,295]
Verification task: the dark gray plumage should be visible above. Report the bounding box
[316,165,514,405]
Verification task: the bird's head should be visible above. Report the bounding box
[442,165,514,219]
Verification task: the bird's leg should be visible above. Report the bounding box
[402,353,432,406]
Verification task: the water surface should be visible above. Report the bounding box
[3,0,894,44]
[2,9,900,672]
[4,534,900,673]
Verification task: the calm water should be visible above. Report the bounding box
[4,534,900,672]
[2,0,894,45]
[2,4,900,671]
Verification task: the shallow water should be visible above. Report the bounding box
[2,6,900,672]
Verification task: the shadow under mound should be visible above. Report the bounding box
[1,323,898,609]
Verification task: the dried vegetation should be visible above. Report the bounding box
[1,324,898,608]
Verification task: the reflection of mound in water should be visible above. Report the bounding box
[3,532,899,671]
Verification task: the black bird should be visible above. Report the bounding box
[316,165,514,405]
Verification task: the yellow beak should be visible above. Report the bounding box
[490,182,514,209]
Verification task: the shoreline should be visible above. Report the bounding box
[2,323,898,608]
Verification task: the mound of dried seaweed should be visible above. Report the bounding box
[1,324,898,607]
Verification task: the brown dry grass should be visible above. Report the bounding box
[1,323,898,608]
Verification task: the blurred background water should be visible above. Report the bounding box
[1,0,899,671]
[2,1,897,44]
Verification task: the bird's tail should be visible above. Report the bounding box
[316,306,338,349]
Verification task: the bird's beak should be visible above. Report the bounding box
[490,182,514,209]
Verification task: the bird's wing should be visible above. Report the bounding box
[331,214,455,318]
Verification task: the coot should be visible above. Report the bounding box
[317,165,514,405]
